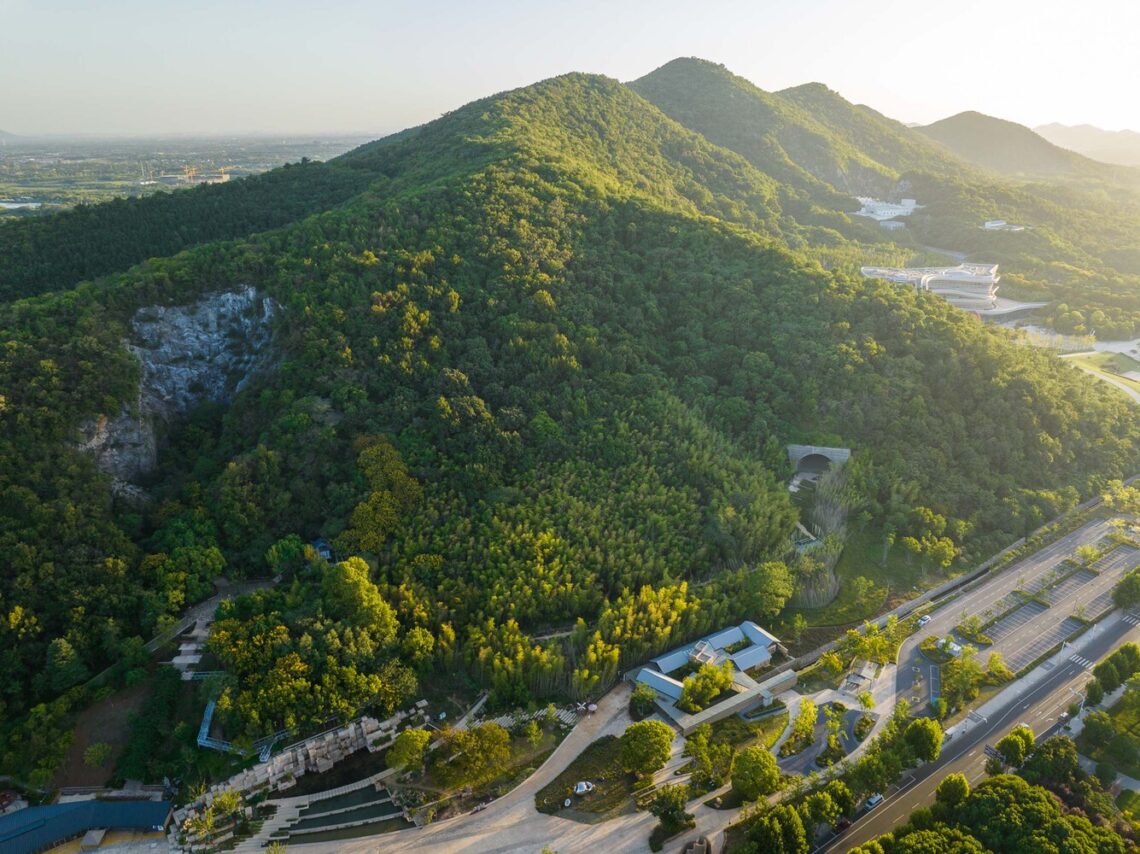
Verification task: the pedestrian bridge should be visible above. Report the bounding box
[787,444,851,473]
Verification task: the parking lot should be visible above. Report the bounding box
[898,516,1140,711]
[1001,616,1087,672]
[985,601,1048,644]
[1039,569,1097,605]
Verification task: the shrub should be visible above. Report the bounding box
[620,720,674,776]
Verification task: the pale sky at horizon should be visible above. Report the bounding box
[2,0,1138,137]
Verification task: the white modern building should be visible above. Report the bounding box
[860,263,1000,311]
[853,197,919,221]
[982,219,1027,232]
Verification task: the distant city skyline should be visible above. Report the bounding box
[2,0,1138,137]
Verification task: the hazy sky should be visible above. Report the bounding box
[3,0,1138,136]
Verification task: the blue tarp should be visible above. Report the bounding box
[0,799,170,854]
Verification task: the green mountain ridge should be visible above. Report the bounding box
[629,58,968,202]
[0,62,1136,785]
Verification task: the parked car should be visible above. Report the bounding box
[835,818,852,832]
[864,793,884,811]
[917,615,931,627]
[574,781,595,796]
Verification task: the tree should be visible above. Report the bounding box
[996,733,1027,766]
[620,720,674,777]
[47,638,88,692]
[825,780,854,816]
[942,649,985,708]
[320,557,398,642]
[801,791,840,828]
[791,613,809,643]
[1093,659,1122,693]
[523,718,543,747]
[986,652,1013,683]
[793,698,818,744]
[748,803,809,854]
[820,651,843,676]
[402,626,435,666]
[1083,710,1115,744]
[1020,736,1081,787]
[684,724,732,791]
[430,723,509,788]
[1103,480,1140,515]
[905,718,943,763]
[1010,724,1034,756]
[630,682,658,720]
[83,741,112,768]
[647,783,691,826]
[850,576,878,610]
[677,661,734,713]
[857,691,876,712]
[732,744,781,800]
[935,772,969,808]
[1113,569,1140,610]
[1087,678,1105,706]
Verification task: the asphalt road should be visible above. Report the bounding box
[825,613,1140,852]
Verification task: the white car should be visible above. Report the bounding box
[574,781,595,796]
[864,793,884,810]
[917,615,931,627]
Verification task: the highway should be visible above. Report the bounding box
[824,613,1140,852]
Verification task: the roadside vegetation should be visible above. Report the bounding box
[846,734,1135,854]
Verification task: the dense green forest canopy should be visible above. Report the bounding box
[0,160,371,301]
[0,63,1137,782]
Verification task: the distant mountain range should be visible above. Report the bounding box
[916,111,1100,176]
[1035,122,1140,167]
[914,110,1140,187]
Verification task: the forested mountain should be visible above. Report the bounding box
[773,81,970,181]
[628,58,966,201]
[1037,122,1140,167]
[0,64,1137,783]
[630,61,1140,338]
[916,110,1137,181]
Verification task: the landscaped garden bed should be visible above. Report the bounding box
[534,735,637,819]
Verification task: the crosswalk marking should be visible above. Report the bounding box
[1070,654,1095,669]
[1124,613,1140,626]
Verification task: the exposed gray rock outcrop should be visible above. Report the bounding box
[79,286,277,495]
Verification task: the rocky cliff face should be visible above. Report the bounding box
[79,286,277,495]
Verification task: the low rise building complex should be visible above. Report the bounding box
[629,621,795,734]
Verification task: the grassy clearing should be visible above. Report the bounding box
[796,660,844,694]
[1068,353,1140,396]
[534,735,637,820]
[710,711,789,751]
[783,528,934,629]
